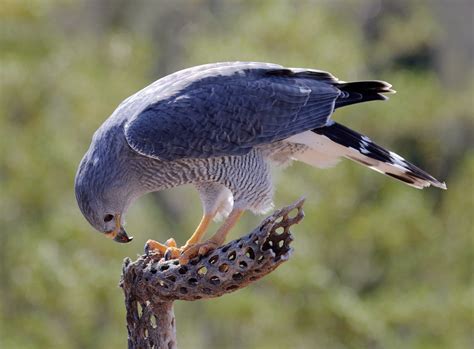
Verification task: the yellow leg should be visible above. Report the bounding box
[183,213,215,247]
[207,209,243,246]
[179,209,244,264]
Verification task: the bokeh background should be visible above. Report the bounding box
[1,1,473,348]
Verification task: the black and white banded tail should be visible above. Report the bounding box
[312,122,446,189]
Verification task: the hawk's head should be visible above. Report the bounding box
[75,148,133,244]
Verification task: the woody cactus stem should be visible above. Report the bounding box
[120,198,305,349]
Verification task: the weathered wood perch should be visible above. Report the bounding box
[120,198,305,349]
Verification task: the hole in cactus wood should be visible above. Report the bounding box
[218,263,229,273]
[197,266,208,276]
[232,273,243,281]
[245,247,255,260]
[210,276,220,285]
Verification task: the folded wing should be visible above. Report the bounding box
[124,64,342,160]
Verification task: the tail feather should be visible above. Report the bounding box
[335,80,396,109]
[309,122,446,189]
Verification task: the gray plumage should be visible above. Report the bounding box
[75,62,446,237]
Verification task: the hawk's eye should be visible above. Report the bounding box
[104,214,114,223]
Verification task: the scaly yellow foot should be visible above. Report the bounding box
[145,238,179,258]
[163,238,184,260]
[144,209,243,264]
[178,239,220,264]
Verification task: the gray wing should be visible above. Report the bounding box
[124,64,341,160]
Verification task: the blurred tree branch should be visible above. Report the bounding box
[120,199,305,349]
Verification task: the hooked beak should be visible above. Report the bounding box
[104,214,133,243]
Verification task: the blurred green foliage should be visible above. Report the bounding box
[1,1,473,348]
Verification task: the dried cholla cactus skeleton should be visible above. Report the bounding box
[120,198,305,349]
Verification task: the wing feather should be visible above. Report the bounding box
[124,64,340,160]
